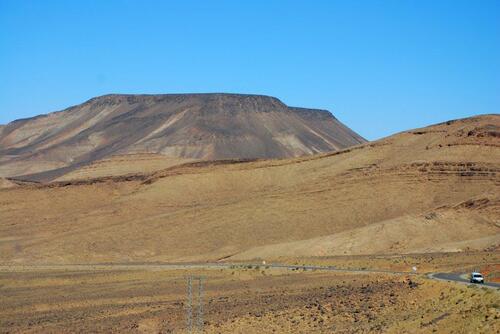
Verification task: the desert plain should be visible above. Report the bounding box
[1,252,499,333]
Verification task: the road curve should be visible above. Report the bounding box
[429,272,500,289]
[1,263,498,291]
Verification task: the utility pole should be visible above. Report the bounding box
[197,276,204,332]
[186,275,205,333]
[186,276,193,333]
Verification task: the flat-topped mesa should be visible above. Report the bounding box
[82,93,312,116]
[86,93,287,107]
[0,93,366,181]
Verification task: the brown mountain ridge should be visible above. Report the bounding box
[0,93,365,182]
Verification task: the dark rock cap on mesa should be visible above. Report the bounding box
[0,93,366,181]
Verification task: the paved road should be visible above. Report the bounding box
[0,262,416,276]
[429,272,500,289]
[1,263,498,291]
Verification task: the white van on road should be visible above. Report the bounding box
[470,272,484,284]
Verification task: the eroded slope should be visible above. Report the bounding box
[0,115,498,263]
[0,94,365,181]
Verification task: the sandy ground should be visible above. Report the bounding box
[0,255,499,334]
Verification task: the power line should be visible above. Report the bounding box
[186,275,205,333]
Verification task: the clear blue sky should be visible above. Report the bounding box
[1,0,498,140]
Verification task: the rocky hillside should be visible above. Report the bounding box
[0,94,365,181]
[0,114,497,263]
